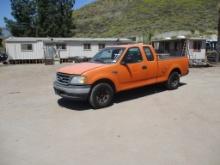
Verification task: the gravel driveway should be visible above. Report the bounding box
[0,64,220,165]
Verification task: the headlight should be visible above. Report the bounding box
[70,76,86,85]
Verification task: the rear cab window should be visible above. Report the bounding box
[144,47,154,61]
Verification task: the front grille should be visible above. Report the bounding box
[56,72,72,85]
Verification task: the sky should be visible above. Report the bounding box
[0,0,96,27]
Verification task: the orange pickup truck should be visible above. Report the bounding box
[54,43,189,108]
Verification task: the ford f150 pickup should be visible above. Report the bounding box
[54,43,189,109]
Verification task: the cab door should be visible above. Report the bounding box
[116,47,148,84]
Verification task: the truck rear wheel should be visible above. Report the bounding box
[89,83,114,109]
[166,71,180,90]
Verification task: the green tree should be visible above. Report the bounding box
[5,0,75,37]
[0,28,2,36]
[217,3,220,53]
[56,0,75,37]
[4,0,36,37]
[37,0,75,37]
[37,0,56,37]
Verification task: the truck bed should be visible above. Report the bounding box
[157,54,189,80]
[158,54,186,60]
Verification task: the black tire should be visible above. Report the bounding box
[166,71,180,90]
[89,83,114,109]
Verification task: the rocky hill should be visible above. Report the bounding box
[73,0,219,37]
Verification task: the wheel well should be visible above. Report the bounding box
[92,79,116,92]
[171,68,181,75]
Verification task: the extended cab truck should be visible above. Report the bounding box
[54,44,189,109]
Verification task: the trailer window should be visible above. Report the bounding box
[56,44,66,50]
[21,44,33,51]
[193,41,202,52]
[84,44,91,51]
[98,44,105,50]
[164,42,169,52]
[144,47,154,61]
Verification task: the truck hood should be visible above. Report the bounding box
[58,62,106,75]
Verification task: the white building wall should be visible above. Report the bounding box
[6,43,15,60]
[67,42,83,58]
[6,41,44,60]
[6,40,120,60]
[82,43,99,57]
[187,40,206,60]
[58,48,69,59]
[67,42,115,58]
[188,49,206,60]
[36,41,44,59]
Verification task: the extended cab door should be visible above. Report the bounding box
[141,46,158,83]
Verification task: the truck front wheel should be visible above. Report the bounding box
[89,83,114,109]
[166,71,180,90]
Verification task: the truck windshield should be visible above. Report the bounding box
[91,47,125,64]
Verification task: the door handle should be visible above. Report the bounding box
[142,65,147,70]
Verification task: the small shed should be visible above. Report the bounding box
[5,37,132,64]
[151,36,207,66]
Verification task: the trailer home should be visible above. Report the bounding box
[152,36,207,66]
[5,37,132,64]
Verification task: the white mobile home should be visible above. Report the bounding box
[152,36,207,66]
[5,37,132,64]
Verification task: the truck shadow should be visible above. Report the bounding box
[114,82,186,103]
[58,82,187,111]
[58,99,91,111]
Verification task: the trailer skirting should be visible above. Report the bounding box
[9,58,71,65]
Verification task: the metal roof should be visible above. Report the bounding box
[152,37,206,42]
[5,37,132,43]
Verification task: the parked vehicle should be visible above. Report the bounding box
[206,41,219,63]
[206,41,217,51]
[54,43,189,109]
[0,53,8,63]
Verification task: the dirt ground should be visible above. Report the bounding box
[0,63,220,165]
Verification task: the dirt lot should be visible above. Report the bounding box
[0,64,220,165]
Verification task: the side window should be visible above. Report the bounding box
[56,44,66,50]
[98,44,105,50]
[84,43,91,51]
[193,41,202,52]
[144,47,154,61]
[21,44,33,51]
[124,47,143,63]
